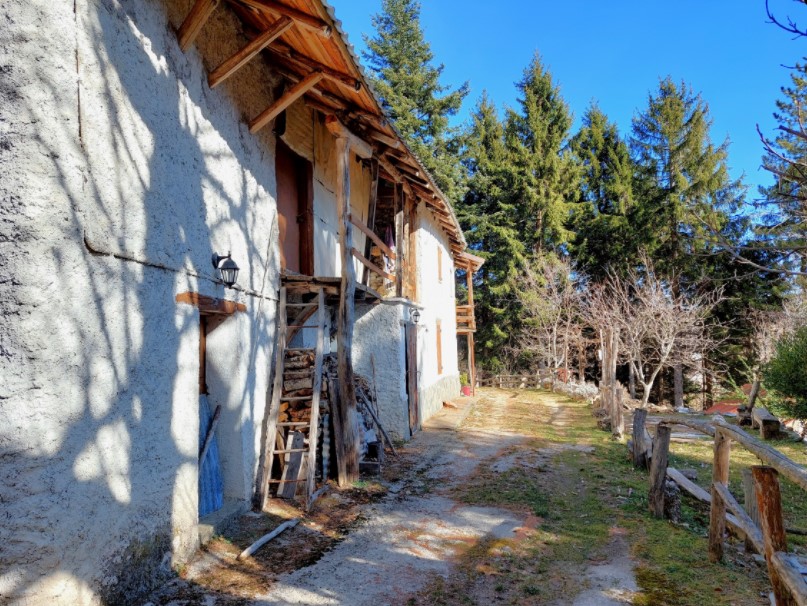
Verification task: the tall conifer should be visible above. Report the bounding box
[504,54,579,254]
[363,0,468,200]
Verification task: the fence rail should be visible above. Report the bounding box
[634,414,807,605]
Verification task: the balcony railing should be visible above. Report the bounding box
[456,304,476,333]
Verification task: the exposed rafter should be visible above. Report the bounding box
[177,0,221,51]
[233,0,332,37]
[249,71,324,133]
[324,116,373,159]
[267,42,360,91]
[208,16,293,88]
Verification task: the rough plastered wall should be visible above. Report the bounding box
[0,0,283,603]
[312,115,371,277]
[415,209,461,422]
[353,302,410,440]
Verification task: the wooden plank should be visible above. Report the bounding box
[648,424,671,518]
[714,419,807,492]
[351,248,393,282]
[234,0,332,37]
[278,431,305,498]
[177,0,220,51]
[771,553,807,606]
[754,466,797,605]
[709,429,731,562]
[324,116,373,159]
[260,287,287,507]
[176,291,246,314]
[744,468,762,552]
[713,482,765,555]
[305,288,325,509]
[351,214,395,260]
[335,135,361,486]
[249,71,324,133]
[208,16,293,88]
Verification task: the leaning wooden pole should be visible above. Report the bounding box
[334,135,361,486]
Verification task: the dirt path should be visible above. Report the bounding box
[148,389,639,606]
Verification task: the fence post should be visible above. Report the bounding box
[753,466,795,606]
[742,468,761,553]
[631,409,649,470]
[648,424,671,518]
[708,429,731,562]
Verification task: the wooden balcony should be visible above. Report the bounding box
[456,304,476,334]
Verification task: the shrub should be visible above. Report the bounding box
[764,326,807,421]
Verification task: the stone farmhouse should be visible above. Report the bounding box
[0,0,483,603]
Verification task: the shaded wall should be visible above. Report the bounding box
[0,0,282,602]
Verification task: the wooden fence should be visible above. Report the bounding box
[633,412,807,605]
[478,370,563,389]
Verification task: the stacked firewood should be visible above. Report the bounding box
[277,349,329,428]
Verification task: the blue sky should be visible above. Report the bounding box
[330,0,807,194]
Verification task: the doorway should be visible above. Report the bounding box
[276,139,314,275]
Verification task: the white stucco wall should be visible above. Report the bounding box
[352,302,410,440]
[0,0,280,603]
[415,208,461,421]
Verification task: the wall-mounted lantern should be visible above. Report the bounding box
[211,251,239,289]
[410,308,421,324]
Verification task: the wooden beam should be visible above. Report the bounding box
[176,291,246,314]
[325,116,373,159]
[235,0,332,37]
[350,214,395,259]
[266,42,361,92]
[334,136,361,486]
[249,71,324,133]
[377,155,413,198]
[351,247,394,281]
[208,16,293,88]
[177,0,220,51]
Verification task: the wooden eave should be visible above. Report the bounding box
[177,0,468,259]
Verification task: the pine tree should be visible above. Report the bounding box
[504,54,579,254]
[363,0,468,200]
[630,77,742,286]
[631,77,743,407]
[569,104,636,279]
[457,93,527,370]
[759,61,807,275]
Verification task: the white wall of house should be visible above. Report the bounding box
[0,0,282,603]
[415,208,461,421]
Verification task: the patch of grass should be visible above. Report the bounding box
[455,465,549,516]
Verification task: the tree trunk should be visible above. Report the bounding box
[629,363,636,400]
[674,363,684,409]
[642,383,652,407]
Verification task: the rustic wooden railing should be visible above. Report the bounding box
[456,303,476,332]
[635,412,807,605]
[349,214,399,286]
[478,371,557,389]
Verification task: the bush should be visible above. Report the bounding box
[764,326,807,420]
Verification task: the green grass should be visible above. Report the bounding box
[408,387,801,605]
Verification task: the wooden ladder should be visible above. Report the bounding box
[260,285,326,510]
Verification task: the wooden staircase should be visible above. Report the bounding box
[260,286,326,510]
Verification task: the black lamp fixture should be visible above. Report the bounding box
[211,251,240,288]
[410,308,421,324]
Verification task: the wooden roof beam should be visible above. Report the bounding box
[324,116,373,159]
[208,16,293,88]
[267,42,361,92]
[377,155,413,199]
[177,0,221,51]
[249,71,323,133]
[234,0,332,37]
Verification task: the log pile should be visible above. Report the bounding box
[278,349,329,429]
